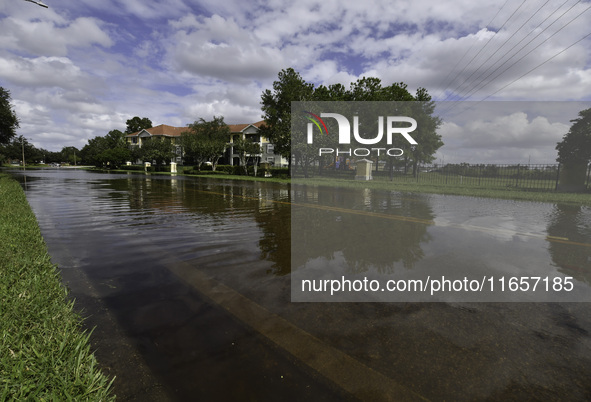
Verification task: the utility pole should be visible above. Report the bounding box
[21,137,25,169]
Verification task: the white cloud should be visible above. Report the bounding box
[0,16,112,57]
[435,105,576,164]
[0,56,97,90]
[1,0,590,160]
[168,14,287,82]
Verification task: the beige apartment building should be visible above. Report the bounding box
[125,120,287,167]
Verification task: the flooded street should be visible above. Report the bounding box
[13,169,591,401]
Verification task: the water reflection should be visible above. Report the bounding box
[547,204,591,284]
[292,186,434,274]
[253,199,291,276]
[92,175,293,275]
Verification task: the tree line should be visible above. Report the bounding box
[260,68,444,177]
[2,73,590,178]
[79,115,262,173]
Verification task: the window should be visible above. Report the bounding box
[267,144,274,153]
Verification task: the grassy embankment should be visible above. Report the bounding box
[0,173,115,400]
[85,165,591,205]
[293,175,591,205]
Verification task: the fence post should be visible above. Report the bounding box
[555,164,560,191]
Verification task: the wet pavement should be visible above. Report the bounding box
[11,169,591,401]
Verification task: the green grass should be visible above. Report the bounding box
[182,172,291,183]
[0,173,115,401]
[294,175,591,205]
[64,165,591,205]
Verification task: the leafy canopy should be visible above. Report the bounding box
[260,68,443,174]
[0,87,19,145]
[125,116,153,134]
[556,108,591,166]
[182,116,230,171]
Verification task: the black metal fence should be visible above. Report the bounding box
[303,162,591,191]
[388,163,562,191]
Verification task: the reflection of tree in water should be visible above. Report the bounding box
[111,176,435,277]
[547,204,591,285]
[98,176,294,275]
[292,186,434,274]
[252,195,291,276]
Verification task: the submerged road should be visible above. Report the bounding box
[14,169,591,401]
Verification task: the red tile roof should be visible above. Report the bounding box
[126,124,187,137]
[227,120,266,132]
[126,121,266,137]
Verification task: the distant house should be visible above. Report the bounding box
[125,121,287,167]
[224,121,286,167]
[125,124,185,164]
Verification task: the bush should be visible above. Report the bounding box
[214,165,235,174]
[270,167,290,178]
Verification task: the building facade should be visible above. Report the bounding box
[125,121,287,167]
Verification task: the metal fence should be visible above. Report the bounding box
[303,163,591,191]
[387,163,562,191]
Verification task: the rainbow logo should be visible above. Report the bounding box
[304,111,329,136]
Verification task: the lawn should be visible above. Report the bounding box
[0,173,115,401]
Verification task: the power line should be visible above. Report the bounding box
[433,0,511,100]
[480,30,591,101]
[437,29,591,121]
[455,0,585,102]
[452,0,571,102]
[441,0,529,101]
[460,0,591,101]
[449,0,553,101]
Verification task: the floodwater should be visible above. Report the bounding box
[11,169,591,401]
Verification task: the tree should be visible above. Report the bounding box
[183,116,230,171]
[261,69,443,177]
[232,137,262,175]
[344,79,419,176]
[104,129,127,148]
[139,137,174,167]
[60,146,80,165]
[0,87,19,145]
[555,108,591,191]
[260,68,314,173]
[81,136,108,167]
[556,108,591,166]
[99,147,130,169]
[125,116,153,134]
[80,129,130,168]
[181,130,209,171]
[404,88,443,177]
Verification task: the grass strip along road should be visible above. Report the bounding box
[0,173,115,401]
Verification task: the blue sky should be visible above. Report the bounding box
[1,0,590,163]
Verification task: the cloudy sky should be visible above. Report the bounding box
[1,0,590,163]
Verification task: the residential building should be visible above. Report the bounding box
[125,121,287,167]
[125,124,184,163]
[225,121,285,167]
